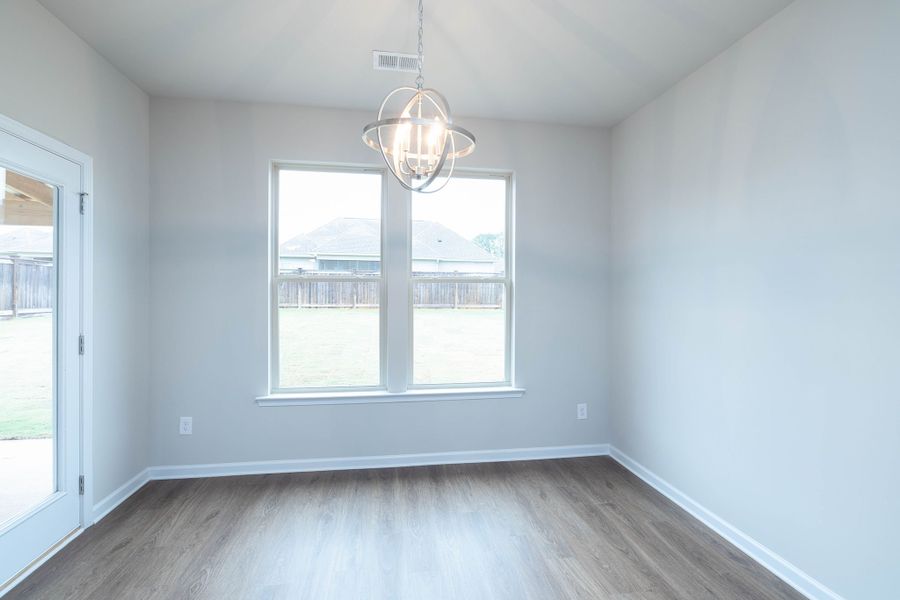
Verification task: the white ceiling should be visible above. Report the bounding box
[37,0,791,126]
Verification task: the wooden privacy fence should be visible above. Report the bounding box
[0,256,53,317]
[279,280,380,308]
[414,280,504,308]
[278,280,504,308]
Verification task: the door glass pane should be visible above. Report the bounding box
[0,167,55,526]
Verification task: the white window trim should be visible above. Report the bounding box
[256,386,525,407]
[265,163,519,404]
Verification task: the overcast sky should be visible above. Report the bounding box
[278,170,505,246]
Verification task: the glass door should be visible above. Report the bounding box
[0,124,83,589]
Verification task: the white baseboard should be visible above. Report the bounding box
[147,443,611,480]
[608,446,845,600]
[91,468,151,524]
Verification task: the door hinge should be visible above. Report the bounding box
[78,335,85,355]
[79,475,85,495]
[79,192,88,215]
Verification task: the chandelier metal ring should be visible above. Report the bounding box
[362,87,475,193]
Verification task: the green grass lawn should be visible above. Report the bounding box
[278,308,382,389]
[278,307,506,389]
[1,309,506,439]
[0,315,53,440]
[412,308,506,385]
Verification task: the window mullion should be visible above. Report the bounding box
[384,178,411,393]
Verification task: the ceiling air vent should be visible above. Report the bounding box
[373,51,420,73]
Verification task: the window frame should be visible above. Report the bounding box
[267,163,515,398]
[269,162,388,394]
[407,171,514,389]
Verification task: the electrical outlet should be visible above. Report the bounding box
[179,416,193,435]
[577,403,588,420]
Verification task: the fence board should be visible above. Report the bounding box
[0,257,53,315]
[414,281,503,308]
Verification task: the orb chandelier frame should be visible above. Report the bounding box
[362,0,475,193]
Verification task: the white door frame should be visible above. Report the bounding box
[0,113,93,530]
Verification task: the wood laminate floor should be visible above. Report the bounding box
[7,457,804,599]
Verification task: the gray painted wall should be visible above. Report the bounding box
[0,0,151,502]
[149,97,610,466]
[609,1,900,598]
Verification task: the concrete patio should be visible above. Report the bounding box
[0,438,52,526]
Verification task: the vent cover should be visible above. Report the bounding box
[373,51,420,73]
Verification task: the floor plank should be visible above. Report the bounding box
[6,457,805,600]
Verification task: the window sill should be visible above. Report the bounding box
[256,387,525,407]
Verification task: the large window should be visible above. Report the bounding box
[271,165,511,393]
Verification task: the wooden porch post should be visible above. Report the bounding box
[11,256,18,318]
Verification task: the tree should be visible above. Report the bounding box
[473,232,504,258]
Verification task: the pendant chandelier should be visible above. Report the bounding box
[362,0,475,193]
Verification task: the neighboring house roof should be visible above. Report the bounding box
[411,220,494,262]
[281,218,495,262]
[279,231,316,255]
[303,217,381,256]
[0,226,53,256]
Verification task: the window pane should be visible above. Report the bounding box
[278,170,381,276]
[411,178,505,278]
[413,282,506,385]
[276,168,383,390]
[277,280,380,388]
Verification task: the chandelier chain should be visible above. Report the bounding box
[415,0,424,89]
